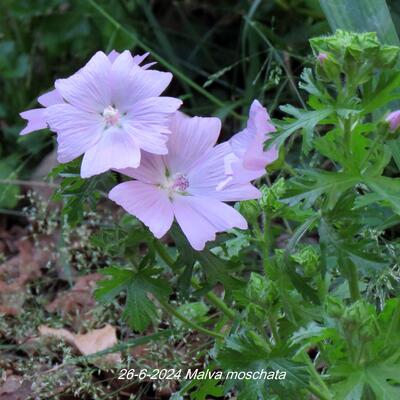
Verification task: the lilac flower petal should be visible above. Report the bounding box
[124,97,182,154]
[19,109,47,135]
[109,181,174,238]
[141,62,157,70]
[117,152,165,184]
[132,52,150,65]
[247,99,275,134]
[109,50,137,110]
[188,142,259,199]
[230,129,252,158]
[46,103,104,163]
[112,63,173,112]
[108,50,120,63]
[55,51,112,113]
[38,89,63,107]
[81,127,140,178]
[165,112,221,174]
[173,195,247,250]
[214,182,261,201]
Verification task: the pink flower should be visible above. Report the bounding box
[217,100,278,190]
[317,53,328,64]
[109,112,260,250]
[386,110,400,132]
[20,50,182,178]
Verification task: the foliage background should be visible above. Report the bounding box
[0,0,331,204]
[2,1,400,399]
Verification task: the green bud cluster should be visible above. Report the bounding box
[310,30,399,84]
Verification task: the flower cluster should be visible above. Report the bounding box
[20,50,277,249]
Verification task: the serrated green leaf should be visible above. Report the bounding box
[282,170,360,209]
[363,175,400,214]
[95,266,170,332]
[95,266,133,303]
[218,332,309,399]
[274,105,333,153]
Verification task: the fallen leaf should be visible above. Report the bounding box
[0,238,49,315]
[0,375,31,400]
[45,273,102,316]
[39,324,121,367]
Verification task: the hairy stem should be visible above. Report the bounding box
[301,352,333,400]
[347,261,361,301]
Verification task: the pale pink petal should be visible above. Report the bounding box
[165,112,221,174]
[141,62,157,70]
[109,50,136,111]
[38,89,63,107]
[186,142,229,191]
[230,129,251,159]
[81,127,140,178]
[112,63,173,112]
[247,99,275,134]
[109,50,150,66]
[55,51,112,113]
[108,50,120,63]
[187,142,261,200]
[109,181,174,238]
[117,152,165,184]
[243,131,278,170]
[132,52,150,65]
[46,103,104,163]
[19,109,47,135]
[173,196,247,250]
[123,97,182,154]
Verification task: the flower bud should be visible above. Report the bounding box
[386,110,400,132]
[317,52,328,64]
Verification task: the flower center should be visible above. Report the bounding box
[103,105,120,126]
[171,173,189,191]
[162,172,189,196]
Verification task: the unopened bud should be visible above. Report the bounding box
[386,110,400,132]
[317,52,328,64]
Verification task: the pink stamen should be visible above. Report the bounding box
[171,173,189,191]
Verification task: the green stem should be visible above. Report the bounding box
[191,279,235,320]
[342,117,353,169]
[153,240,235,320]
[261,212,273,276]
[308,383,331,400]
[301,352,332,400]
[347,261,361,301]
[157,298,224,340]
[284,162,297,176]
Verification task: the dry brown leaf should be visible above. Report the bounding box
[39,324,121,367]
[0,238,49,315]
[0,375,31,400]
[45,273,102,316]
